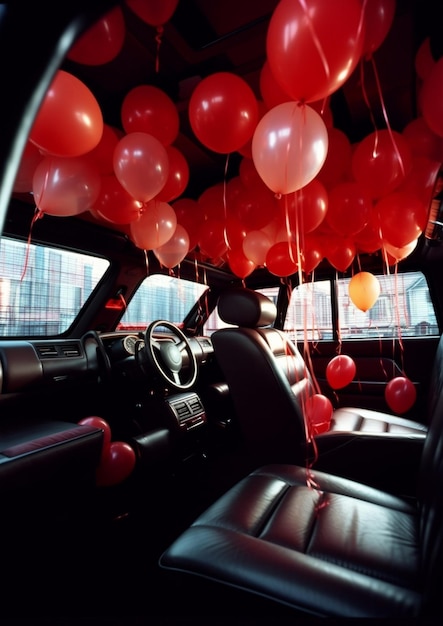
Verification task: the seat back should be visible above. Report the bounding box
[417,333,443,614]
[212,287,311,465]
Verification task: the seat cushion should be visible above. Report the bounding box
[331,406,428,434]
[160,464,422,618]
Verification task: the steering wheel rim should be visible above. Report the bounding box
[139,320,198,390]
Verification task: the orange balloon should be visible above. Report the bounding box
[348,271,381,312]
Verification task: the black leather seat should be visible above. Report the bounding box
[209,287,428,489]
[159,336,443,618]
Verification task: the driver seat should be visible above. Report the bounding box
[211,287,428,485]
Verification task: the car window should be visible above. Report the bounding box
[0,234,109,337]
[117,274,208,331]
[284,271,439,341]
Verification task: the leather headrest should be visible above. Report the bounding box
[217,288,277,328]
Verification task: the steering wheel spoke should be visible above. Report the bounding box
[140,320,198,390]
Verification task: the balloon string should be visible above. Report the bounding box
[298,0,330,89]
[370,56,406,178]
[359,60,378,134]
[393,264,405,372]
[155,26,163,73]
[20,208,44,282]
[143,249,150,275]
[223,153,231,250]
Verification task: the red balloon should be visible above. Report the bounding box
[113,132,169,203]
[125,0,179,26]
[402,117,443,162]
[232,185,278,230]
[198,184,227,221]
[352,130,413,199]
[172,198,204,251]
[33,156,101,217]
[155,145,189,202]
[317,127,352,188]
[189,72,259,154]
[326,181,372,237]
[415,37,435,82]
[67,6,126,66]
[96,441,136,487]
[198,218,228,259]
[29,70,103,157]
[397,155,440,210]
[300,235,324,274]
[259,60,292,110]
[326,354,356,389]
[238,100,268,160]
[266,241,298,277]
[361,0,396,59]
[13,141,44,193]
[226,248,257,279]
[385,376,417,414]
[121,85,180,146]
[86,124,120,175]
[326,237,356,272]
[153,224,190,269]
[130,199,177,250]
[252,102,328,194]
[374,191,427,248]
[278,178,329,234]
[304,394,333,436]
[266,0,364,103]
[420,58,443,138]
[78,416,112,461]
[93,174,142,224]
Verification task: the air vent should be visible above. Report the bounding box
[36,343,81,359]
[60,344,81,357]
[169,393,206,431]
[36,345,59,358]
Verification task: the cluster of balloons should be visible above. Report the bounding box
[78,416,136,487]
[12,0,443,278]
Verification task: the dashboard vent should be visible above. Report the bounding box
[36,343,81,359]
[169,394,206,430]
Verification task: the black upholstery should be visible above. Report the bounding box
[211,287,428,486]
[159,333,443,618]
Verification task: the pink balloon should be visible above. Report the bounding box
[242,230,273,266]
[252,102,328,194]
[113,132,169,203]
[153,224,190,268]
[33,156,101,216]
[13,141,44,193]
[130,199,177,250]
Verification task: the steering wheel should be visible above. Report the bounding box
[138,320,198,390]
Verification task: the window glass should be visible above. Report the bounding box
[118,274,208,331]
[283,271,439,340]
[0,235,109,336]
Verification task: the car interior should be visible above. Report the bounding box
[1,1,443,624]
